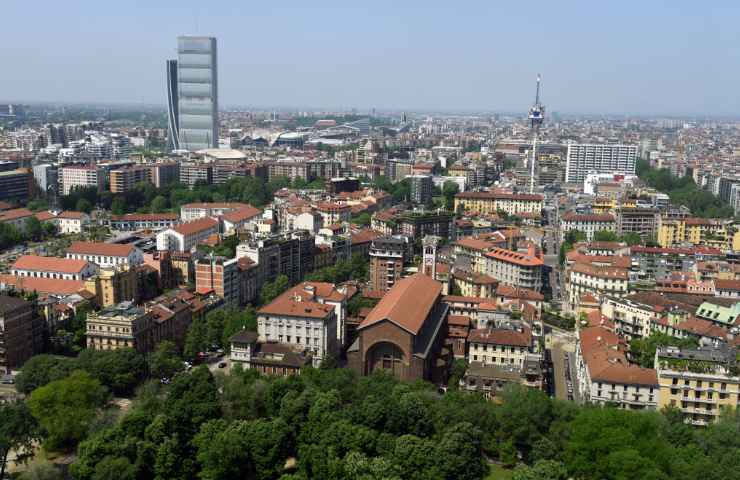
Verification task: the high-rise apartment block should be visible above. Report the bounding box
[408,174,433,205]
[369,236,409,292]
[565,143,637,184]
[177,36,218,151]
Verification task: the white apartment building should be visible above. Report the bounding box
[65,241,143,269]
[468,325,533,367]
[565,143,638,184]
[560,213,617,242]
[60,164,104,195]
[600,295,659,339]
[284,210,322,234]
[180,202,252,221]
[257,288,339,367]
[108,213,180,231]
[567,263,630,311]
[315,202,351,228]
[483,247,543,292]
[12,255,97,281]
[576,326,659,410]
[36,211,90,234]
[156,217,220,252]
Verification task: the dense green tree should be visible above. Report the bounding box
[184,316,208,360]
[28,371,109,450]
[564,407,671,480]
[593,229,619,242]
[110,197,126,216]
[150,195,167,213]
[620,231,643,246]
[17,462,63,480]
[76,348,148,396]
[637,159,734,218]
[442,181,460,210]
[15,355,76,394]
[91,456,136,480]
[512,460,568,480]
[25,216,44,242]
[0,400,40,478]
[148,341,183,380]
[260,274,290,304]
[75,198,93,214]
[629,333,698,368]
[352,212,371,226]
[0,222,26,250]
[435,422,488,480]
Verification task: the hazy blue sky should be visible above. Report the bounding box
[2,1,739,115]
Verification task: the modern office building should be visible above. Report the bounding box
[177,36,218,151]
[166,59,180,151]
[564,143,638,184]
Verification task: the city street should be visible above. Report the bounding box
[546,327,578,402]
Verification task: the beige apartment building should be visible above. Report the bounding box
[656,345,740,426]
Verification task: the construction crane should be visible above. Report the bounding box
[528,74,545,194]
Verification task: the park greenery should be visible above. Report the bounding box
[372,176,411,203]
[558,229,586,265]
[59,175,296,217]
[637,159,735,218]
[4,359,740,480]
[0,217,57,251]
[629,333,699,368]
[184,308,258,360]
[559,228,646,265]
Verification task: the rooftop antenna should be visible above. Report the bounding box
[527,74,545,194]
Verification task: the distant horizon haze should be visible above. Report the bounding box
[1,1,738,116]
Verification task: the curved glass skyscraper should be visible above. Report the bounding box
[177,36,218,151]
[166,59,179,151]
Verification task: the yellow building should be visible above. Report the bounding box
[733,230,740,252]
[657,217,729,249]
[657,219,685,248]
[592,198,616,214]
[454,192,543,216]
[84,266,138,308]
[86,303,154,352]
[656,345,740,426]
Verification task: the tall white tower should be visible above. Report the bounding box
[528,74,545,194]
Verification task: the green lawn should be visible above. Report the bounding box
[486,464,514,480]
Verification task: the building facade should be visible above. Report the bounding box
[177,36,218,151]
[565,143,638,184]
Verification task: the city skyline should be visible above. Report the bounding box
[2,2,740,116]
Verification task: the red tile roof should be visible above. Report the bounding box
[350,228,384,245]
[484,247,543,267]
[13,255,90,274]
[562,212,615,222]
[173,217,219,236]
[258,295,334,320]
[67,241,135,257]
[468,326,532,347]
[359,273,442,335]
[221,205,261,223]
[455,191,543,201]
[0,274,85,295]
[579,326,657,386]
[0,208,33,222]
[715,279,740,292]
[571,263,629,280]
[110,213,179,221]
[495,284,544,301]
[182,202,251,210]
